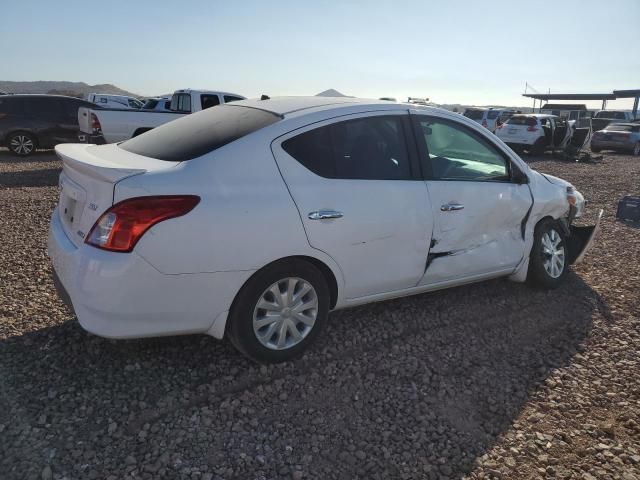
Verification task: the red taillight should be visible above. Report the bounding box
[482,120,488,127]
[90,113,102,134]
[527,126,538,132]
[85,196,200,252]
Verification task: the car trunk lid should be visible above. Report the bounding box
[55,143,176,247]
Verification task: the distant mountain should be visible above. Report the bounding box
[0,81,142,99]
[315,88,351,97]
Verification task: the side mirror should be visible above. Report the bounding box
[512,166,529,184]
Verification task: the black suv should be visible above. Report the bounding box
[0,95,97,156]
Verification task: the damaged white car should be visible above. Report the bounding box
[48,97,601,363]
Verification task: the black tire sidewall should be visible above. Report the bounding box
[8,132,37,156]
[227,259,330,363]
[527,219,568,289]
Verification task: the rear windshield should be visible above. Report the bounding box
[119,104,281,161]
[606,124,636,132]
[595,111,626,119]
[463,109,484,120]
[487,111,500,120]
[506,116,537,126]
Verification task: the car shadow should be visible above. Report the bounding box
[0,149,60,163]
[0,270,604,479]
[0,168,61,187]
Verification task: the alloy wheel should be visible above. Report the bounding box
[253,277,318,350]
[541,229,565,279]
[10,135,34,155]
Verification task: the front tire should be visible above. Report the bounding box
[8,132,37,156]
[527,218,568,289]
[227,259,330,363]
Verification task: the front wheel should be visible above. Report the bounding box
[8,132,37,156]
[227,259,330,363]
[527,219,568,289]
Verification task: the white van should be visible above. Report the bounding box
[87,94,143,110]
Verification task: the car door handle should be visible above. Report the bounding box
[441,203,465,212]
[308,210,343,220]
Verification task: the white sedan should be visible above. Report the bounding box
[48,97,601,363]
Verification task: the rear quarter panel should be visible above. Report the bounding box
[114,131,343,289]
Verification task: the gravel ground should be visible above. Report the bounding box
[1,148,638,480]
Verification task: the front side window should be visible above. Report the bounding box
[200,94,220,110]
[415,117,509,181]
[282,115,412,180]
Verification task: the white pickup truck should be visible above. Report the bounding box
[78,89,245,144]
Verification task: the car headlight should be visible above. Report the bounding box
[566,186,585,218]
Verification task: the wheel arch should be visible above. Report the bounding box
[6,129,39,148]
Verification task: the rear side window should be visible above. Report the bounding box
[283,116,412,180]
[201,95,220,110]
[119,105,281,161]
[24,97,60,119]
[506,116,537,126]
[171,93,192,112]
[224,95,244,103]
[463,109,484,120]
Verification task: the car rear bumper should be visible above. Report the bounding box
[47,207,252,340]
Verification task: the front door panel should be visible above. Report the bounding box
[420,181,531,285]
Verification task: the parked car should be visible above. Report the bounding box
[591,123,640,155]
[141,97,172,111]
[78,89,246,144]
[0,94,98,156]
[496,114,572,154]
[87,93,144,110]
[48,97,600,363]
[592,110,638,131]
[463,107,519,132]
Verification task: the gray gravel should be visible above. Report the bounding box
[1,148,639,479]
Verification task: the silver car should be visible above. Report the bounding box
[591,123,640,156]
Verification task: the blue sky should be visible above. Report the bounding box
[2,0,639,108]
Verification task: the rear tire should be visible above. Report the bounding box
[227,259,330,363]
[527,218,568,289]
[8,132,37,156]
[591,145,601,153]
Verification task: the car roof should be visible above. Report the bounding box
[227,96,407,117]
[0,94,87,100]
[174,89,245,97]
[513,113,558,119]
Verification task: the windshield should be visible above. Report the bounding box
[463,109,484,120]
[142,99,158,109]
[119,104,281,161]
